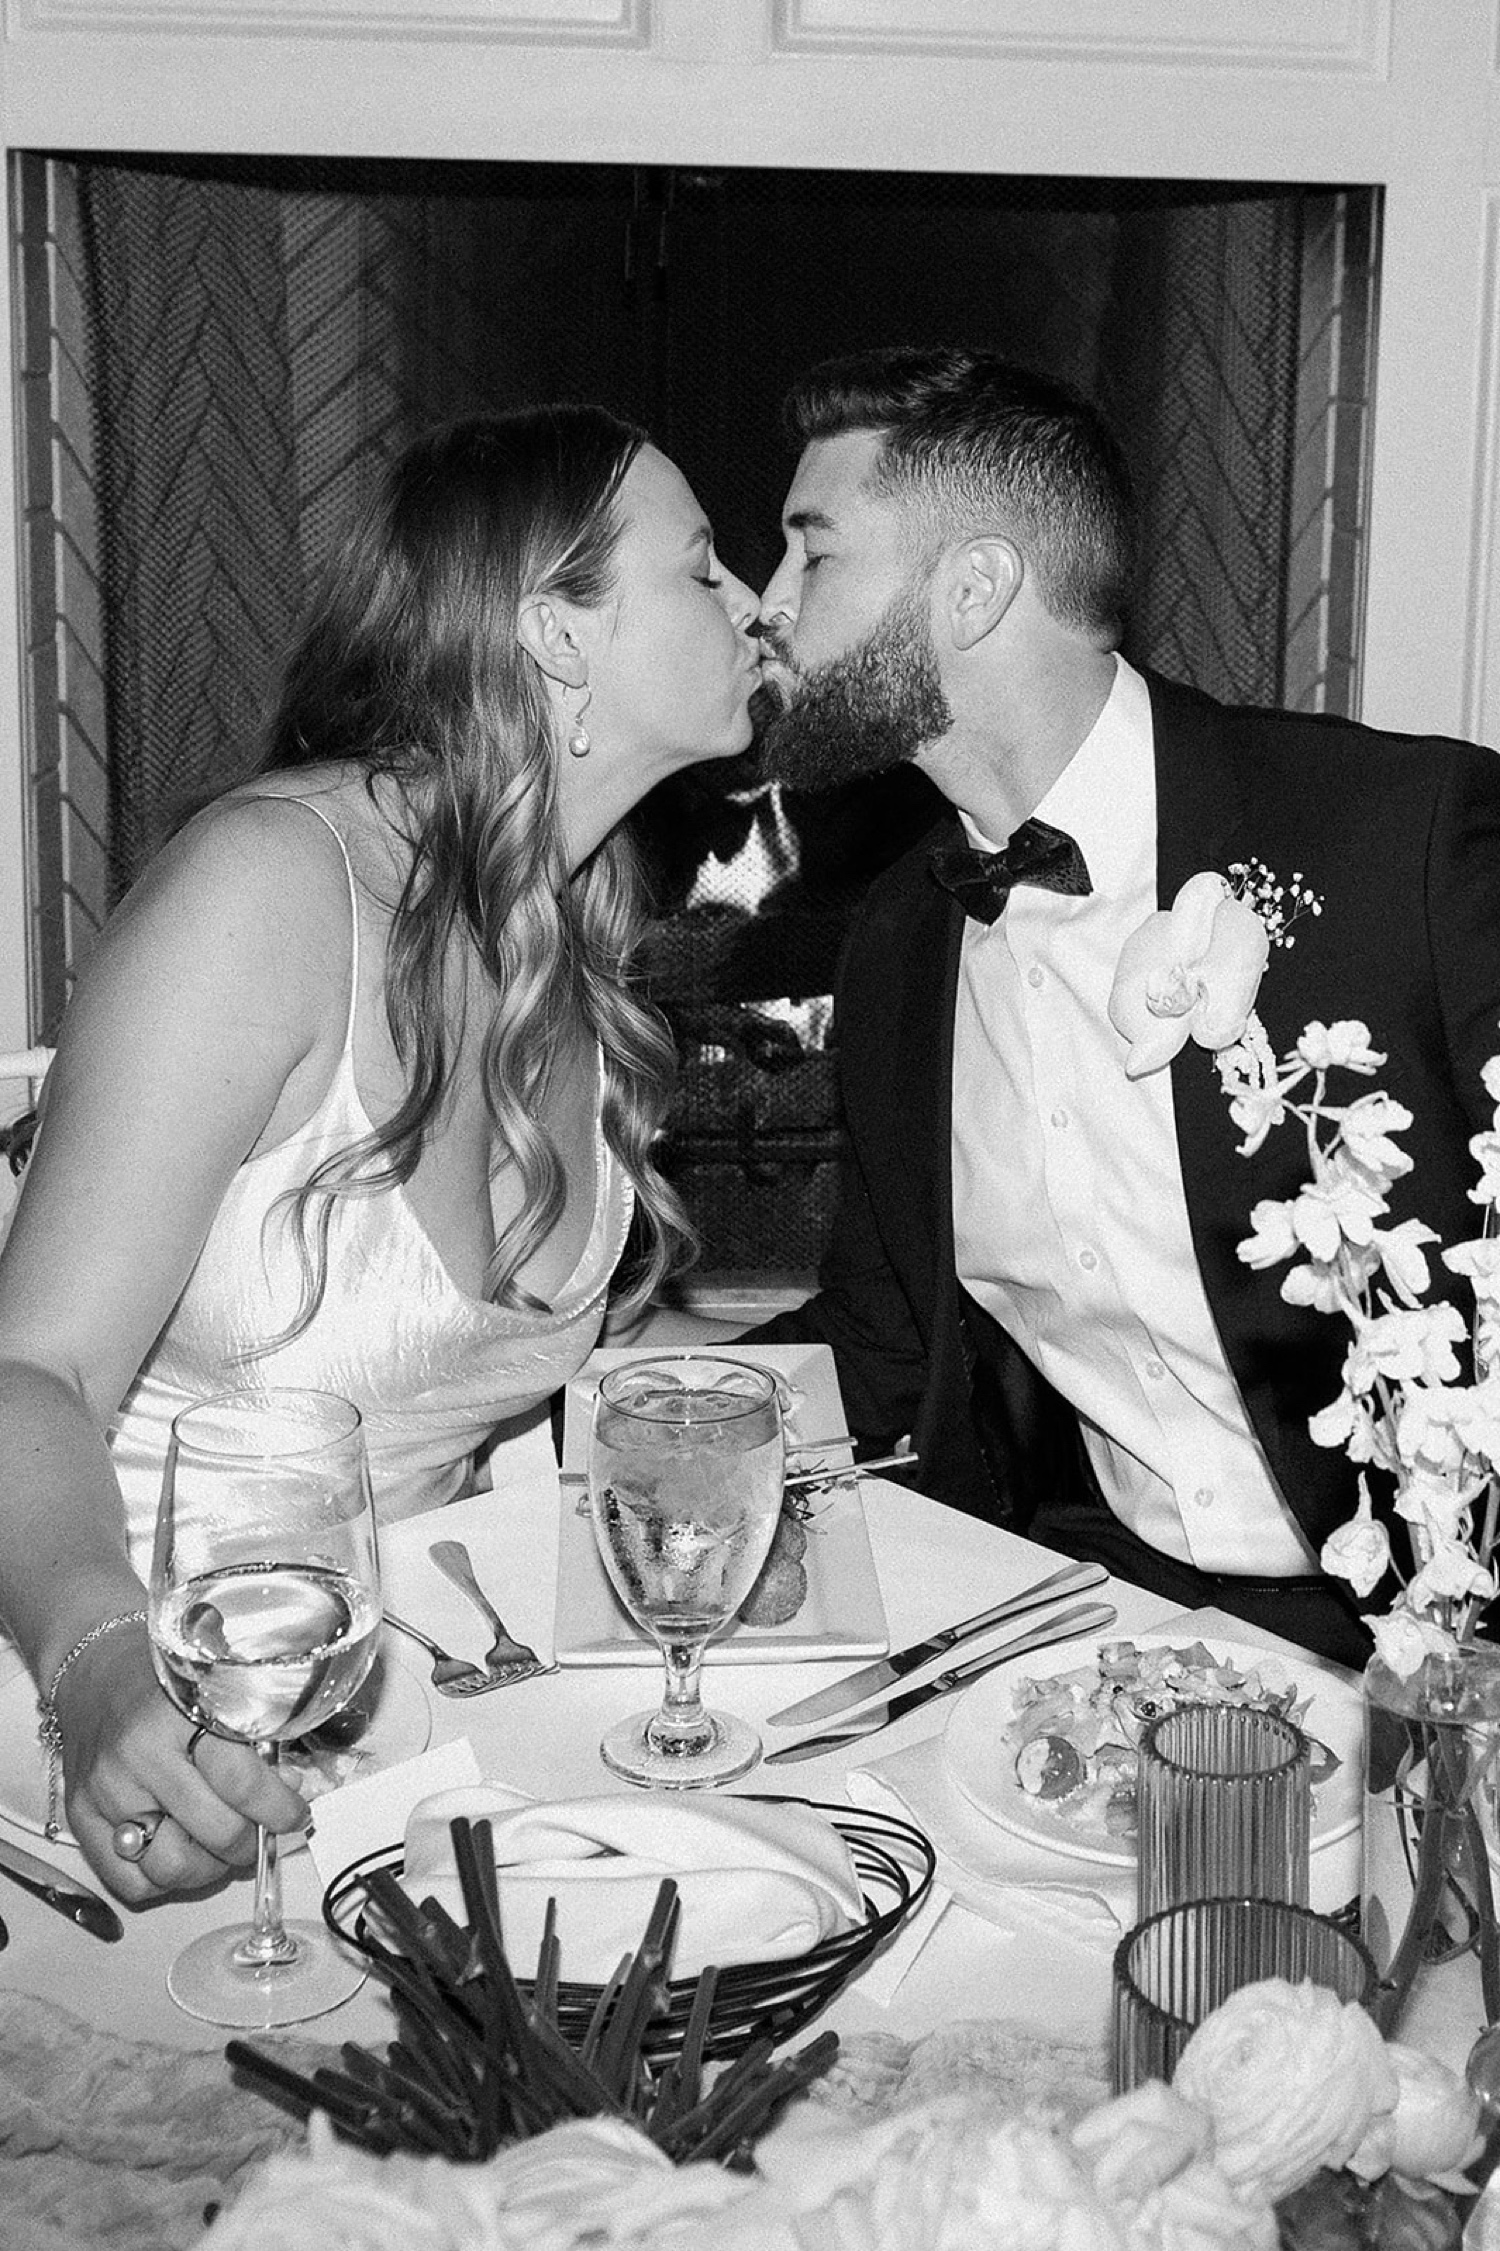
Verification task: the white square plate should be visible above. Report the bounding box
[554,1343,888,1666]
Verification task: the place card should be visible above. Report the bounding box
[307,1736,483,1889]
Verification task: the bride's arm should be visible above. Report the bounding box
[0,796,350,1898]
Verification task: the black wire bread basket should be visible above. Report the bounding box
[321,1793,936,2067]
[229,1800,934,2166]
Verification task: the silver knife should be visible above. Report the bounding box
[767,1558,1109,1728]
[761,1598,1117,1765]
[0,1833,123,1941]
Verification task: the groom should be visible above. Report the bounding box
[747,343,1500,1666]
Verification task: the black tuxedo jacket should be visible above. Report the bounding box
[756,670,1500,1557]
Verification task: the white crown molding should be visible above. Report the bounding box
[1461,192,1500,745]
[8,0,648,39]
[774,0,1389,74]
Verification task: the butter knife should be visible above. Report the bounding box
[767,1558,1109,1728]
[0,1833,123,1941]
[761,1598,1118,1765]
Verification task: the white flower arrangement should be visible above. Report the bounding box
[196,1982,1480,2251]
[1216,1014,1500,1676]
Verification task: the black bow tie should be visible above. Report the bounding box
[929,817,1093,924]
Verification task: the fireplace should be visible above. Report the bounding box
[11,156,1378,1283]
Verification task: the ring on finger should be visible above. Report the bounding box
[111,1810,166,1862]
[185,1724,210,1771]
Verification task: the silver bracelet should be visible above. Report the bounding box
[36,1609,147,1839]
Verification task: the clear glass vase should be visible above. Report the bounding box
[1361,1647,1500,2039]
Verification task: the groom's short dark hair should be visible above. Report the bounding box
[784,344,1136,647]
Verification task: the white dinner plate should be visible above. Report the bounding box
[0,1631,433,1850]
[943,1631,1363,1867]
[554,1342,888,1666]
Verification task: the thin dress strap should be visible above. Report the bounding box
[244,795,360,1060]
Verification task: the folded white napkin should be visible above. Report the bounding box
[401,1785,866,1982]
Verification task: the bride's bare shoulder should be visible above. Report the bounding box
[215,770,411,899]
[98,785,364,995]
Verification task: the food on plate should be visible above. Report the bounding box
[1004,1639,1340,1841]
[739,1506,809,1627]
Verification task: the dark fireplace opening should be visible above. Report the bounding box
[11,155,1379,1285]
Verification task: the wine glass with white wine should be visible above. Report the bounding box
[589,1355,784,1787]
[148,1386,381,2027]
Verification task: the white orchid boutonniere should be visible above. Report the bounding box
[1108,871,1272,1080]
[1109,858,1325,1082]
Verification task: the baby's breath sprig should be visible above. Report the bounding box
[1226,858,1324,950]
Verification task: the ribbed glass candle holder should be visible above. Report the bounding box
[1136,1700,1311,1921]
[1111,1895,1375,2094]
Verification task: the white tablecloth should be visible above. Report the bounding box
[0,1470,1360,2060]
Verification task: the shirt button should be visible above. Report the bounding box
[1194,1486,1214,1509]
[1050,1108,1069,1130]
[1078,1248,1098,1272]
[1027,965,1044,990]
[1144,1358,1166,1381]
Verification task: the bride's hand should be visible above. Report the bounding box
[54,1630,309,1902]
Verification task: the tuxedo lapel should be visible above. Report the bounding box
[1149,672,1250,905]
[1150,673,1254,1324]
[840,824,966,1339]
[1147,673,1310,1511]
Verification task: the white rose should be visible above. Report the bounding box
[774,2104,1121,2251]
[1348,2044,1484,2187]
[1172,1980,1397,2206]
[191,2115,520,2251]
[1123,2161,1278,2251]
[483,2118,756,2251]
[1072,2081,1211,2205]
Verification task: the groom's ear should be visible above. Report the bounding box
[517,595,589,687]
[941,536,1021,652]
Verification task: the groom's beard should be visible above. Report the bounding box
[753,583,951,792]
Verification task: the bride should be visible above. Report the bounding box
[0,406,761,1898]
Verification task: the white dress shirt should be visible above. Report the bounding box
[950,657,1316,1575]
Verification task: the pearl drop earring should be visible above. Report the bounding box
[565,684,592,759]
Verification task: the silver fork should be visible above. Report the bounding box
[427,1538,554,1683]
[382,1610,504,1698]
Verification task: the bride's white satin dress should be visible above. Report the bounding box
[108,799,631,1565]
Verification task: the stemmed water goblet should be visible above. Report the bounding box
[148,1385,381,2027]
[588,1355,784,1788]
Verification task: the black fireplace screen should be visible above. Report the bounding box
[12,156,1378,1282]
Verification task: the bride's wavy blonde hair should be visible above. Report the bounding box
[257,406,693,1337]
